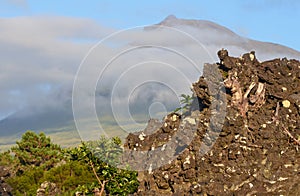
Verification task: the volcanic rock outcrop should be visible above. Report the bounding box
[124,49,300,195]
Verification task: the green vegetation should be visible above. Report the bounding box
[12,131,63,170]
[0,131,139,195]
[174,93,193,114]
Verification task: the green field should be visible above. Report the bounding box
[0,115,151,152]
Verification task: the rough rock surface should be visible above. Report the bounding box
[0,166,13,196]
[124,49,300,195]
[36,181,60,196]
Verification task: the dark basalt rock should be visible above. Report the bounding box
[124,49,300,195]
[0,166,13,196]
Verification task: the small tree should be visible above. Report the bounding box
[174,94,193,114]
[69,136,139,195]
[12,131,62,170]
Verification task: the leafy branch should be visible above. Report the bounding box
[174,94,193,114]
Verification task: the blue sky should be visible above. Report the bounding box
[1,0,300,51]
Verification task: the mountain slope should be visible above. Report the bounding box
[156,15,300,59]
[1,15,300,149]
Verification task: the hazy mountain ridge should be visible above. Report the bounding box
[157,15,300,58]
[1,15,300,148]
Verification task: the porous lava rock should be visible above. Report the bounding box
[124,49,300,195]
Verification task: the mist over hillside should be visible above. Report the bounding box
[1,15,300,145]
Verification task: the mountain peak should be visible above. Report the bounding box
[156,15,238,39]
[158,14,180,26]
[164,14,178,21]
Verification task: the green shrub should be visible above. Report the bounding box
[11,131,63,171]
[41,160,96,195]
[174,94,193,114]
[6,166,44,195]
[3,132,139,195]
[69,136,139,195]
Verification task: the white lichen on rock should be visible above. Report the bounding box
[171,114,178,122]
[282,100,291,108]
[183,117,196,125]
[249,182,254,189]
[138,132,146,141]
[249,53,255,61]
[183,155,191,165]
[161,144,166,151]
[148,164,153,174]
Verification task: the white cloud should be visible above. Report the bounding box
[0,16,113,119]
[1,15,300,137]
